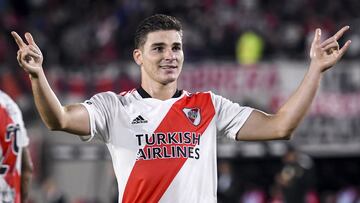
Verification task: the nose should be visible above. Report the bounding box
[164,49,176,61]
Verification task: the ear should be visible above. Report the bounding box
[133,49,143,66]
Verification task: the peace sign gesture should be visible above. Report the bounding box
[309,26,351,72]
[11,32,43,77]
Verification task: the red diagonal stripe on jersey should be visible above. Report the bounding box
[122,93,215,203]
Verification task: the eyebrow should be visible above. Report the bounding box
[150,42,182,47]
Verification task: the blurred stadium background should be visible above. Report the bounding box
[1,0,360,202]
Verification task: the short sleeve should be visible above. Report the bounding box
[81,92,119,143]
[211,92,253,140]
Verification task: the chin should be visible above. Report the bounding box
[160,76,178,85]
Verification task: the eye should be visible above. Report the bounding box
[153,47,164,52]
[172,46,182,51]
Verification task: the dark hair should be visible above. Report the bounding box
[134,14,182,48]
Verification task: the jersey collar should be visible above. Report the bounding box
[137,86,182,99]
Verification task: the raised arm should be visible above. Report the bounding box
[237,26,351,141]
[11,32,90,136]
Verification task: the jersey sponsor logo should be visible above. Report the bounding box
[135,132,201,160]
[182,108,201,126]
[131,115,148,124]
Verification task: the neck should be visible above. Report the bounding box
[141,81,178,100]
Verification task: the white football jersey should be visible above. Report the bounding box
[82,88,253,203]
[0,90,29,203]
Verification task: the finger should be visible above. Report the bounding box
[22,49,42,61]
[18,49,41,65]
[29,45,41,55]
[332,26,350,41]
[11,31,27,48]
[320,26,349,47]
[18,51,29,68]
[17,51,22,66]
[312,28,321,46]
[320,36,336,48]
[25,32,39,49]
[27,50,42,58]
[322,41,339,52]
[20,53,32,64]
[337,40,352,58]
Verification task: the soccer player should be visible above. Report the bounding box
[11,14,350,202]
[0,90,33,203]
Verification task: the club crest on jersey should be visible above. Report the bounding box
[182,108,201,126]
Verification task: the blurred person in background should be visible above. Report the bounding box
[217,160,238,203]
[276,145,317,203]
[0,90,33,203]
[41,178,67,203]
[11,13,350,202]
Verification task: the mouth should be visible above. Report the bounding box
[159,65,178,69]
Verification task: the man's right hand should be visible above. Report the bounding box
[11,32,43,77]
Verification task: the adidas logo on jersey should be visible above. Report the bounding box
[131,115,148,124]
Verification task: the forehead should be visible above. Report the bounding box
[144,30,182,47]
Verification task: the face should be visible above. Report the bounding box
[133,30,184,86]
